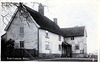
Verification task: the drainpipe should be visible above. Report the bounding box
[37,28,39,57]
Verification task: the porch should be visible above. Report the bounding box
[61,42,72,57]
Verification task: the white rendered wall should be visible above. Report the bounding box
[39,29,64,54]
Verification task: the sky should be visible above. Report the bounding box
[43,0,99,54]
[0,0,100,54]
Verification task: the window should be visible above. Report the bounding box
[59,45,61,51]
[20,41,24,48]
[80,49,84,53]
[20,27,24,33]
[71,37,74,40]
[59,35,61,41]
[75,45,79,50]
[45,31,49,38]
[45,41,50,50]
[80,50,82,53]
[19,27,24,37]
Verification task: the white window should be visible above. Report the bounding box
[45,41,50,50]
[45,30,49,38]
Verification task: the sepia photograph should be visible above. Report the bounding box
[0,0,99,62]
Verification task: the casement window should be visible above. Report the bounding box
[71,37,74,40]
[19,27,24,37]
[45,31,49,38]
[75,45,79,50]
[20,41,24,48]
[45,41,50,50]
[59,45,61,51]
[59,35,61,41]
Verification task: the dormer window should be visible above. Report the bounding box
[45,30,49,38]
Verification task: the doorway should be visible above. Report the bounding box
[61,42,72,57]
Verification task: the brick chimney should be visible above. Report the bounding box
[53,18,57,25]
[38,3,44,15]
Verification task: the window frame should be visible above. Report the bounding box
[75,45,79,50]
[20,41,24,48]
[20,27,24,33]
[45,31,49,38]
[19,27,24,37]
[71,37,74,40]
[80,49,84,53]
[45,41,50,50]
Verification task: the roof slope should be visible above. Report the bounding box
[5,4,63,36]
[23,5,63,35]
[61,26,85,37]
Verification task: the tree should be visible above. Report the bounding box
[1,2,50,25]
[1,38,7,61]
[6,39,15,57]
[1,2,18,25]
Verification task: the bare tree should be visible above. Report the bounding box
[1,2,51,24]
[1,2,19,25]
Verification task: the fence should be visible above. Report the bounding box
[7,48,38,58]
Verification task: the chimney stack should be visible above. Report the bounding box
[53,18,57,25]
[38,3,44,15]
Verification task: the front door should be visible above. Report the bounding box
[62,43,67,57]
[66,45,72,57]
[61,42,72,57]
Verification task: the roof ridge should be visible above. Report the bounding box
[24,4,63,36]
[61,26,85,37]
[61,26,85,29]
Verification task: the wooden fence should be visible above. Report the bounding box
[7,48,37,58]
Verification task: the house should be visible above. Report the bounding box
[61,26,87,57]
[2,3,70,58]
[1,3,87,59]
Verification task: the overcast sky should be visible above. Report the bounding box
[0,0,100,54]
[43,0,99,54]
